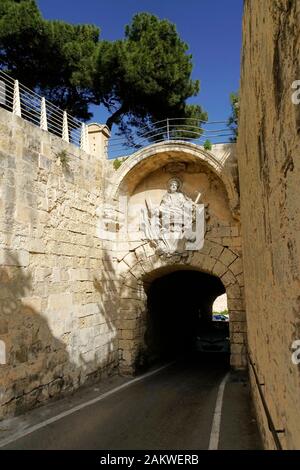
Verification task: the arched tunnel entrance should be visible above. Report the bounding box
[144,270,230,365]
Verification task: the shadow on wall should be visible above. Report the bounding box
[0,252,119,420]
[0,253,70,418]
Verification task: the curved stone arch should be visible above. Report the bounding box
[117,240,246,373]
[108,141,239,215]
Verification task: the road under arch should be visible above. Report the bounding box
[144,270,229,365]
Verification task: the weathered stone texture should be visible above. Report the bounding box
[238,0,300,449]
[0,110,118,419]
[104,141,245,374]
[0,104,244,420]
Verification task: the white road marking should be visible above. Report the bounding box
[208,372,229,450]
[0,362,173,448]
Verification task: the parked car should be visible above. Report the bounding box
[195,321,230,353]
[212,313,229,322]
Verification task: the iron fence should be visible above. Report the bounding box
[0,70,236,159]
[0,70,89,152]
[108,117,236,159]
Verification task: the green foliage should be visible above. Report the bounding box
[0,4,207,140]
[95,13,207,140]
[0,0,44,83]
[0,0,99,119]
[55,149,70,168]
[213,309,229,316]
[204,139,212,151]
[113,158,122,170]
[112,157,128,170]
[228,92,239,142]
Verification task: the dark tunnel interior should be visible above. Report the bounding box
[144,270,230,363]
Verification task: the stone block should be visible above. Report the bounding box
[226,284,241,299]
[236,273,244,286]
[47,293,73,313]
[231,332,245,344]
[229,258,243,275]
[68,268,92,281]
[228,298,245,311]
[129,263,145,279]
[38,154,51,170]
[219,249,237,267]
[14,204,33,225]
[230,226,240,237]
[0,249,29,267]
[230,353,244,369]
[222,236,242,247]
[229,310,246,322]
[123,251,138,268]
[221,269,237,287]
[209,243,224,259]
[29,239,46,254]
[201,255,216,272]
[230,343,245,355]
[77,327,94,349]
[21,296,42,313]
[210,226,232,238]
[118,260,130,276]
[213,261,227,277]
[191,252,206,266]
[135,245,146,260]
[199,240,213,255]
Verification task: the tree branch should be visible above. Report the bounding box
[106,104,127,130]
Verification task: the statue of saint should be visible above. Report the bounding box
[142,177,205,254]
[159,177,194,240]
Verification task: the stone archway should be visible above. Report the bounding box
[117,239,246,374]
[108,141,239,217]
[103,140,244,375]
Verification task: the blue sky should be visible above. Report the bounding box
[37,0,243,126]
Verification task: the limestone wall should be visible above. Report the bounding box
[0,105,245,420]
[0,109,118,419]
[238,0,300,449]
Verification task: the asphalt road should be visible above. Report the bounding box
[1,354,262,450]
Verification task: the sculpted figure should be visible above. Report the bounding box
[159,178,194,240]
[141,177,204,254]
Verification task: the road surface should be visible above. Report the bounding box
[0,354,261,450]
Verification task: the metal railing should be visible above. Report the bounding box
[248,353,285,450]
[0,70,90,152]
[108,117,236,159]
[0,71,236,159]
